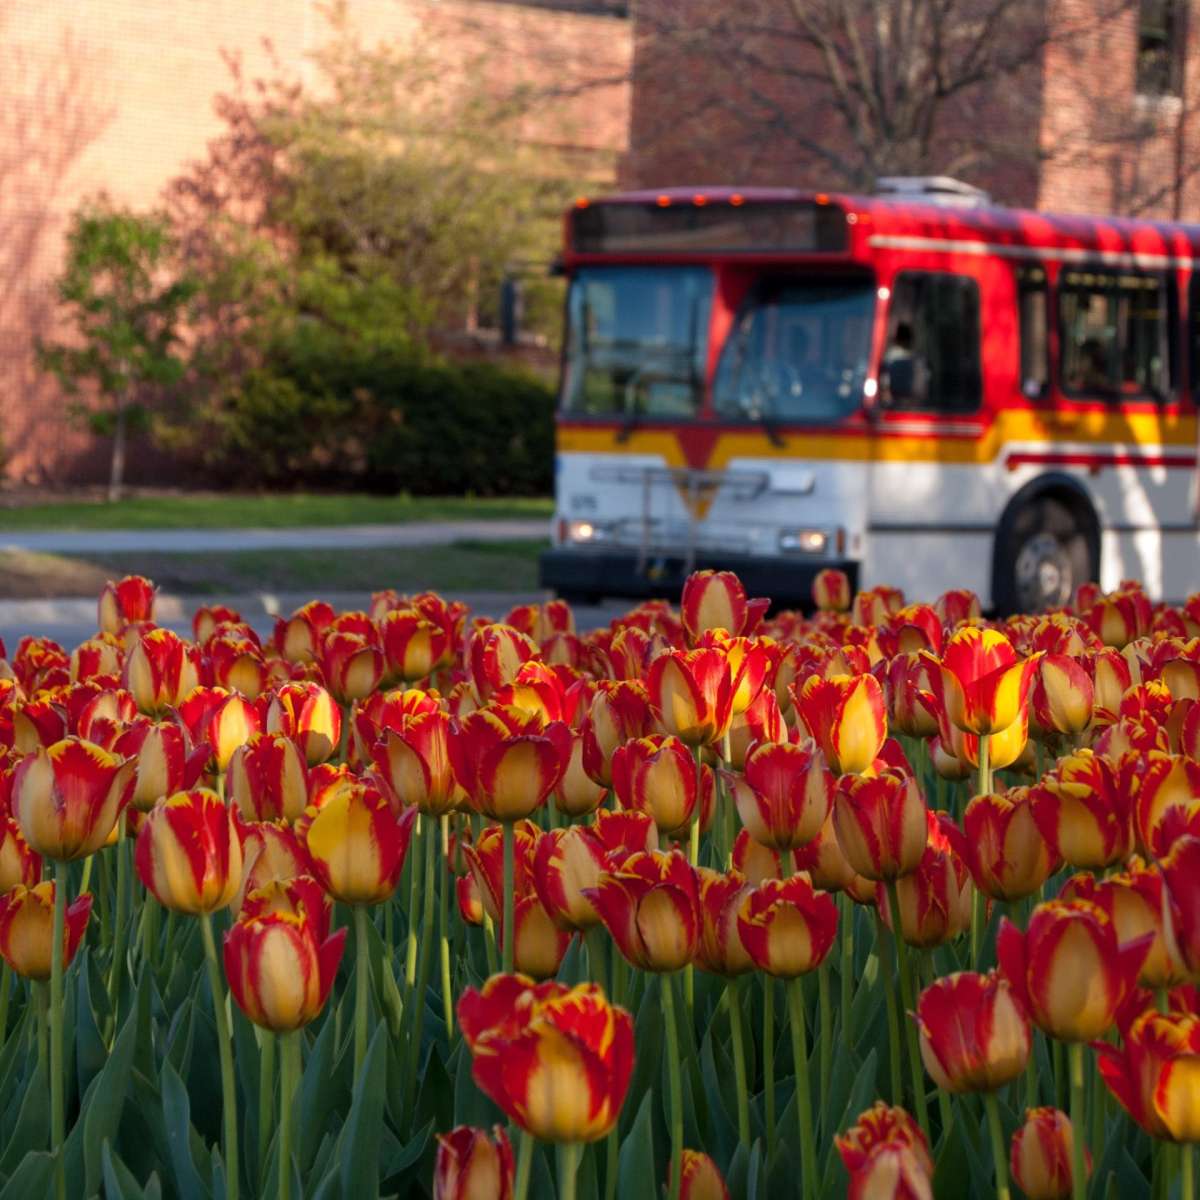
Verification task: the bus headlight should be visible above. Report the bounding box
[565,519,612,545]
[779,528,837,555]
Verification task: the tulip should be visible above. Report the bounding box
[464,820,540,925]
[997,900,1151,1041]
[371,710,462,816]
[878,811,972,949]
[134,788,242,914]
[812,567,851,612]
[458,974,634,1142]
[115,719,210,813]
[0,882,91,980]
[1030,654,1094,738]
[1095,1009,1200,1141]
[13,698,67,754]
[1088,646,1134,721]
[726,740,834,853]
[646,647,734,746]
[938,626,1036,736]
[466,623,540,701]
[678,1151,729,1200]
[507,892,571,980]
[70,635,122,683]
[99,575,156,635]
[833,768,928,882]
[192,603,241,645]
[183,687,261,773]
[1030,749,1136,870]
[379,607,450,684]
[836,1102,933,1200]
[267,681,342,765]
[1135,752,1200,857]
[320,630,383,705]
[695,868,754,977]
[725,687,787,769]
[303,780,417,906]
[611,734,699,839]
[491,660,576,725]
[457,874,484,926]
[885,653,942,739]
[223,908,346,1031]
[792,810,865,893]
[584,849,700,973]
[958,787,1057,901]
[123,628,200,715]
[1085,589,1150,647]
[449,705,570,823]
[590,807,660,862]
[233,821,312,913]
[208,634,267,700]
[274,600,336,664]
[792,673,887,775]
[680,570,768,643]
[434,1126,514,1200]
[736,874,838,977]
[853,585,905,626]
[915,970,1030,1092]
[12,737,135,861]
[505,599,575,643]
[936,588,982,626]
[1062,864,1187,989]
[1011,1108,1090,1200]
[0,813,40,891]
[1160,836,1200,976]
[531,825,609,931]
[732,827,783,884]
[555,729,608,818]
[13,636,69,694]
[227,733,309,824]
[580,680,653,787]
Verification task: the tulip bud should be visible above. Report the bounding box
[792,673,887,775]
[916,970,1030,1092]
[1011,1108,1089,1200]
[678,1150,730,1200]
[879,812,972,948]
[13,738,135,861]
[0,881,92,979]
[458,975,634,1143]
[1030,654,1094,738]
[228,733,309,824]
[434,1126,514,1200]
[736,874,838,977]
[695,868,754,977]
[0,813,40,891]
[135,788,243,914]
[267,681,342,766]
[304,781,417,905]
[223,908,346,1031]
[836,1102,933,1200]
[506,891,571,981]
[812,568,851,613]
[959,788,1056,902]
[833,769,928,882]
[99,575,156,635]
[123,628,200,715]
[727,740,834,851]
[371,711,462,816]
[646,647,735,746]
[680,570,767,643]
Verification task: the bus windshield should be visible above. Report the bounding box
[713,278,875,424]
[561,266,712,418]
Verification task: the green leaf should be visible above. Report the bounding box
[159,1059,212,1200]
[0,1053,49,1176]
[617,1090,657,1199]
[101,1140,153,1200]
[297,1011,349,1172]
[0,1151,57,1200]
[339,1025,388,1200]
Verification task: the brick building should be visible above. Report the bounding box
[0,0,631,485]
[3,0,1198,485]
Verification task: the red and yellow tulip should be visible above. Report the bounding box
[938,626,1036,736]
[958,787,1057,901]
[736,874,838,977]
[0,881,92,980]
[379,607,451,684]
[0,813,40,891]
[371,710,462,816]
[98,575,156,636]
[832,768,928,882]
[227,733,309,824]
[791,673,887,775]
[646,647,735,746]
[434,1126,514,1200]
[835,1101,933,1200]
[266,681,342,766]
[611,734,700,839]
[878,811,972,948]
[680,570,767,643]
[1030,749,1137,871]
[115,719,209,813]
[726,739,834,851]
[123,628,200,715]
[1011,1108,1089,1200]
[694,868,754,977]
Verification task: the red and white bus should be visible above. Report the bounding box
[537,179,1200,613]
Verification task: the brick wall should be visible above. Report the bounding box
[0,0,631,484]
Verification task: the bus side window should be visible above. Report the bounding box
[882,272,982,413]
[1016,265,1049,399]
[1059,269,1170,401]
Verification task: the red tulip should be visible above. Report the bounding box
[273,601,336,664]
[725,739,833,851]
[123,628,200,715]
[371,710,462,816]
[836,1101,933,1200]
[208,633,267,701]
[812,568,851,613]
[580,680,653,787]
[792,673,887,775]
[878,811,972,948]
[227,733,309,824]
[678,1150,730,1200]
[958,787,1057,902]
[694,867,754,977]
[379,607,451,684]
[1030,749,1136,870]
[267,681,342,766]
[611,734,700,839]
[465,820,540,924]
[0,812,40,891]
[680,570,768,643]
[1029,654,1094,738]
[736,874,838,977]
[646,647,735,747]
[0,882,92,980]
[1011,1107,1089,1200]
[532,825,611,931]
[434,1126,514,1200]
[320,631,383,705]
[938,626,1036,736]
[833,768,928,881]
[233,820,312,913]
[466,624,540,702]
[99,575,156,635]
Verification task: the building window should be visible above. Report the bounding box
[882,272,982,413]
[1138,0,1184,97]
[1017,264,1049,398]
[1059,270,1171,399]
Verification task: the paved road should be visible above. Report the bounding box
[0,518,550,555]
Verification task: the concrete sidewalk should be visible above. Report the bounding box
[0,517,550,555]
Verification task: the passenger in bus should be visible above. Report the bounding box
[1071,337,1112,394]
[882,322,927,404]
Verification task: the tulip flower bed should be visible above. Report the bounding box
[1,571,1199,1200]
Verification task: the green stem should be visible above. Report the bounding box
[661,973,684,1200]
[406,815,423,988]
[818,961,832,1104]
[840,893,854,1052]
[405,814,438,1119]
[258,1031,276,1185]
[78,852,93,895]
[278,1031,300,1200]
[1069,1041,1087,1200]
[1184,1145,1195,1200]
[513,1129,535,1200]
[720,730,734,868]
[353,904,371,1073]
[984,1091,1012,1200]
[690,745,704,869]
[874,909,904,1106]
[559,1143,582,1200]
[200,912,239,1200]
[337,703,351,764]
[141,892,161,970]
[0,962,9,1051]
[34,980,50,1082]
[727,978,751,1146]
[50,860,67,1200]
[108,812,129,1023]
[502,819,515,974]
[764,975,776,1161]
[440,815,454,1034]
[978,731,992,798]
[886,879,930,1142]
[604,952,625,1200]
[787,977,818,1200]
[586,926,608,994]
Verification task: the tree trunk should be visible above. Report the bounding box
[108,401,127,503]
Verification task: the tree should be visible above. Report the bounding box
[37,202,195,500]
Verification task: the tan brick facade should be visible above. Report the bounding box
[0,0,631,484]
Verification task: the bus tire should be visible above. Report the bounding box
[993,490,1098,616]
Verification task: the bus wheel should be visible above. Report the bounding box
[994,496,1096,615]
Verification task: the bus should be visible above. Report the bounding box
[536,179,1200,614]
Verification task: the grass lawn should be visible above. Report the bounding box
[0,540,545,598]
[0,493,554,532]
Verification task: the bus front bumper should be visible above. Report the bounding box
[538,547,859,610]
